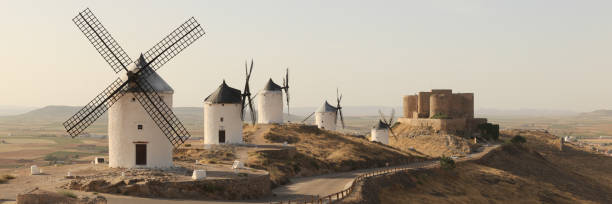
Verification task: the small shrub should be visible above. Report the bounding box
[2,175,16,180]
[431,113,451,119]
[237,173,248,177]
[510,135,527,145]
[0,178,6,184]
[439,156,456,170]
[58,190,77,198]
[184,143,192,147]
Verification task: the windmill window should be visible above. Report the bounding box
[220,117,224,122]
[137,124,143,130]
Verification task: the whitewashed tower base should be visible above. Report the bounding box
[370,120,390,145]
[108,67,174,169]
[257,79,283,124]
[204,81,243,145]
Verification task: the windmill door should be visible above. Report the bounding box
[219,130,226,143]
[135,144,147,165]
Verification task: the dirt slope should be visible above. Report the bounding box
[348,130,612,204]
[246,124,426,187]
[389,123,478,157]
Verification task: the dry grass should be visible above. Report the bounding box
[349,130,612,204]
[247,124,425,187]
[174,146,236,164]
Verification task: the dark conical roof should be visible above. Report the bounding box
[374,120,389,130]
[127,54,173,93]
[316,101,337,113]
[263,78,282,91]
[204,80,242,104]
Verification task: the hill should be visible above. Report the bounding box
[245,124,426,187]
[388,123,479,157]
[347,130,612,204]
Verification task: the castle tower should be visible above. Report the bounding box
[203,81,243,145]
[108,58,173,169]
[315,101,338,130]
[257,79,283,124]
[370,120,390,145]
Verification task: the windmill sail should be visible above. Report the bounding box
[64,8,204,150]
[73,8,132,73]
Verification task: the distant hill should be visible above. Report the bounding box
[578,109,612,118]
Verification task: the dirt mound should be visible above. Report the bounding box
[247,124,425,187]
[346,130,612,204]
[389,123,478,157]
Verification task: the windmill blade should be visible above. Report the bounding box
[339,108,345,129]
[389,109,396,125]
[247,95,256,125]
[142,17,205,71]
[132,68,191,149]
[378,110,388,124]
[73,8,132,73]
[63,78,129,137]
[283,68,290,121]
[301,112,315,123]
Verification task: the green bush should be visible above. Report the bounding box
[431,113,451,119]
[58,190,77,198]
[439,156,456,170]
[510,135,527,145]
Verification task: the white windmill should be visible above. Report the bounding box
[256,68,289,124]
[371,109,396,145]
[257,78,283,124]
[302,89,345,130]
[203,80,244,145]
[63,8,204,168]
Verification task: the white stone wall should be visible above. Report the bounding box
[315,112,337,130]
[108,92,174,169]
[203,103,243,145]
[257,90,283,124]
[371,129,389,145]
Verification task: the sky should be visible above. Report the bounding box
[0,0,611,112]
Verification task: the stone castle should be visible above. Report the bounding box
[399,89,498,138]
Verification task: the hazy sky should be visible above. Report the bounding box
[0,0,611,112]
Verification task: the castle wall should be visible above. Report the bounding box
[397,118,468,132]
[417,92,431,118]
[430,94,452,117]
[402,95,418,118]
[451,93,474,118]
[431,89,452,95]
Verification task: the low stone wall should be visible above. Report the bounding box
[66,173,271,200]
[17,189,107,204]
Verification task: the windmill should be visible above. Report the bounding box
[335,88,345,129]
[63,8,205,154]
[378,109,397,138]
[281,68,290,122]
[241,60,256,125]
[307,88,345,130]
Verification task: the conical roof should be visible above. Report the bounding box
[263,78,282,91]
[204,80,242,104]
[127,54,174,93]
[374,120,389,130]
[316,101,337,113]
